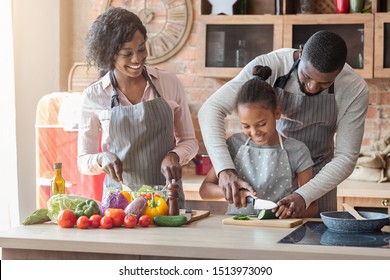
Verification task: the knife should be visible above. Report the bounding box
[246,197,278,210]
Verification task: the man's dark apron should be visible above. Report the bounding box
[273,59,338,212]
[104,68,185,208]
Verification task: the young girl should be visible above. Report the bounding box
[199,65,318,217]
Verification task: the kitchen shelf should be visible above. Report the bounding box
[374,12,390,78]
[197,1,390,79]
[197,14,283,78]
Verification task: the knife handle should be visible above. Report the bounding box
[246,196,255,205]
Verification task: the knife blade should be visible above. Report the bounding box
[254,199,278,210]
[246,197,278,210]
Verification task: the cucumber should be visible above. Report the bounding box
[232,214,250,220]
[257,209,277,220]
[153,215,187,227]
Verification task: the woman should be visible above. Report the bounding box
[199,65,317,217]
[77,7,198,208]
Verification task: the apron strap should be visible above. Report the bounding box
[109,71,120,108]
[273,58,300,89]
[142,67,161,98]
[278,133,285,150]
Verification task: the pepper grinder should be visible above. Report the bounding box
[168,179,180,216]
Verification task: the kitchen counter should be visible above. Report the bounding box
[0,215,389,260]
[337,179,390,214]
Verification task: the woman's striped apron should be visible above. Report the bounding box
[104,68,185,208]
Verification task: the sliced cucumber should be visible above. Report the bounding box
[257,209,277,220]
[153,215,187,227]
[232,215,250,220]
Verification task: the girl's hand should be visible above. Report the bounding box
[98,152,123,182]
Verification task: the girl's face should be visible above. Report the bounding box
[237,103,281,146]
[114,30,148,78]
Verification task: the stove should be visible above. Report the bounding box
[278,221,390,248]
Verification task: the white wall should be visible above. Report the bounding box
[13,0,61,221]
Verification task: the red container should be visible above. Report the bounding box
[336,0,349,13]
[194,154,213,175]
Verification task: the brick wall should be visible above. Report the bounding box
[72,0,390,155]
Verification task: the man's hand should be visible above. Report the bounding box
[161,152,182,181]
[274,192,306,219]
[98,152,123,182]
[218,169,256,208]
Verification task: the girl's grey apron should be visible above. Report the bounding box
[227,134,292,215]
[104,68,185,208]
[273,58,337,213]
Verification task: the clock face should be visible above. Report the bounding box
[105,0,193,64]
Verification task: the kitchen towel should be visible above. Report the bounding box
[348,135,390,182]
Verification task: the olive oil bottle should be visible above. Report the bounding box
[51,162,65,196]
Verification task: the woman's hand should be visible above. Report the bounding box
[98,152,123,182]
[161,152,182,181]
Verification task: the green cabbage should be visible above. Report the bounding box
[47,194,89,223]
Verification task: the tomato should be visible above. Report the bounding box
[123,214,137,228]
[57,209,77,228]
[89,214,102,228]
[104,208,126,227]
[138,215,151,227]
[100,216,113,229]
[139,193,152,200]
[76,216,90,229]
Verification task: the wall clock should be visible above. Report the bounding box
[104,0,193,65]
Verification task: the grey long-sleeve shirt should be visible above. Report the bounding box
[198,48,368,210]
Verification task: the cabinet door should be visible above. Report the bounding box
[283,14,374,79]
[197,15,283,78]
[374,13,390,78]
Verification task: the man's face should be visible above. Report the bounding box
[297,59,340,96]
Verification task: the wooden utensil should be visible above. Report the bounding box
[342,203,367,220]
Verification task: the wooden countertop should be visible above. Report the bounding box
[182,173,225,201]
[0,215,389,260]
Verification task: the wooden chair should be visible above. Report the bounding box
[67,62,99,92]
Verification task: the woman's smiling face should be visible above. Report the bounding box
[237,103,281,146]
[114,30,148,78]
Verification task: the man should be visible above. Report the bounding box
[198,30,368,218]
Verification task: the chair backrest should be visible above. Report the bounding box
[68,62,99,92]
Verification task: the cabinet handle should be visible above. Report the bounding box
[381,199,389,207]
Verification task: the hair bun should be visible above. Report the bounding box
[252,65,272,80]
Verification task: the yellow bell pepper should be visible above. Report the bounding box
[143,193,168,224]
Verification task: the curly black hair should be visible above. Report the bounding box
[236,65,277,113]
[85,7,147,75]
[301,30,347,73]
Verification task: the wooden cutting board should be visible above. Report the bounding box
[222,216,303,228]
[182,210,210,223]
